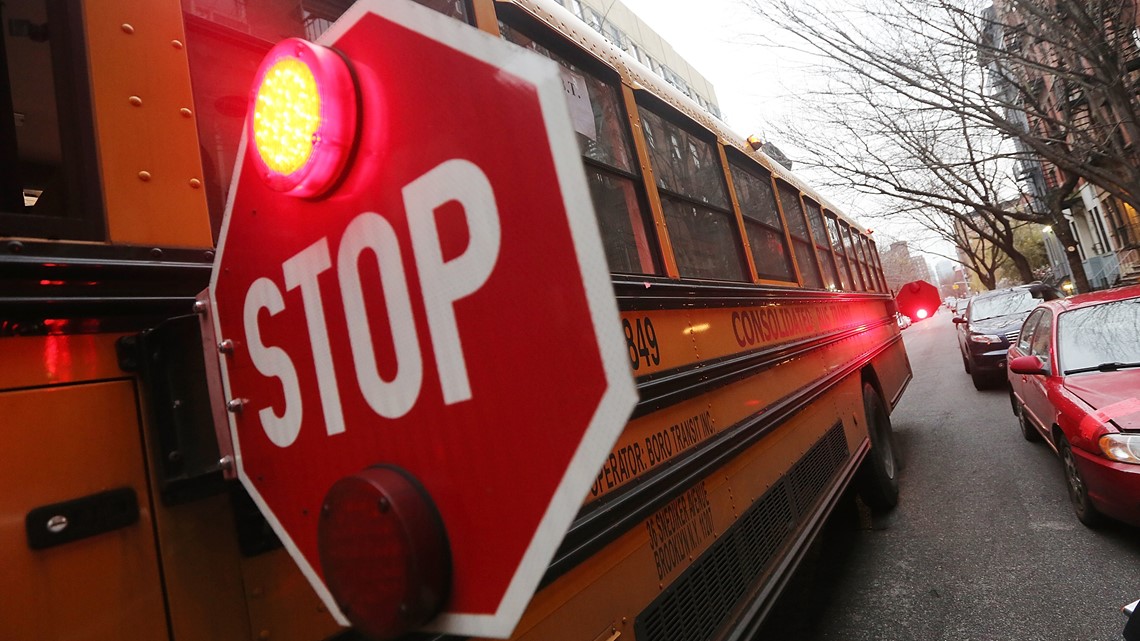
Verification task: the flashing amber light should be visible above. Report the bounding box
[915,308,929,320]
[746,134,763,151]
[249,38,357,198]
[318,466,451,640]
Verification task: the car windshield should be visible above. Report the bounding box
[1058,297,1140,374]
[969,290,1042,321]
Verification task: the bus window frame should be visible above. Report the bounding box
[869,238,888,291]
[723,148,798,286]
[773,178,823,289]
[496,8,662,277]
[855,234,877,292]
[634,92,748,283]
[0,0,105,241]
[802,196,840,290]
[839,221,867,291]
[825,211,854,291]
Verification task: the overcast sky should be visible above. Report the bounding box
[618,0,794,136]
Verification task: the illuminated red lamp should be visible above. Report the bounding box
[318,466,451,640]
[915,308,929,320]
[248,38,358,198]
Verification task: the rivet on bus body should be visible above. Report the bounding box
[227,398,246,413]
[218,339,235,354]
[171,39,184,49]
[138,170,151,182]
[128,96,142,107]
[189,178,202,189]
[121,24,134,34]
[180,108,193,118]
[150,247,163,259]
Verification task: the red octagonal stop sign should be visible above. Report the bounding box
[208,2,636,637]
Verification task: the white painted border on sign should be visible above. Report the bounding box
[208,0,637,637]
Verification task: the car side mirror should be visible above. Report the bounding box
[1009,354,1047,375]
[952,316,967,324]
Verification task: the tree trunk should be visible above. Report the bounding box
[1009,251,1036,284]
[1048,213,1091,293]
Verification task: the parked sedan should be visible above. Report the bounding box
[1007,285,1140,527]
[954,284,1063,389]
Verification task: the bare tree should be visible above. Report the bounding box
[745,0,1140,292]
[768,62,1045,286]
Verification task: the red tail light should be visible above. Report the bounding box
[249,38,358,198]
[916,308,928,319]
[318,466,450,640]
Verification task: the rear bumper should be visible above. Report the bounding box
[1074,446,1140,527]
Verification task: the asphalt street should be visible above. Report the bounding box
[758,308,1140,641]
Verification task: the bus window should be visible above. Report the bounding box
[729,160,795,283]
[804,198,839,289]
[826,212,854,290]
[637,105,744,281]
[840,221,867,291]
[855,235,877,291]
[775,180,822,288]
[0,0,101,240]
[869,239,889,291]
[500,23,658,275]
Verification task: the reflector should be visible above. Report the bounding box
[248,38,357,198]
[318,466,450,640]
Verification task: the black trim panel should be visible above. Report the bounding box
[632,315,896,419]
[542,333,903,586]
[0,246,212,332]
[612,274,893,310]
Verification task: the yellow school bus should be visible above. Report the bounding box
[0,0,910,640]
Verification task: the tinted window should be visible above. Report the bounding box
[804,198,838,289]
[501,23,657,275]
[775,180,822,289]
[827,214,853,290]
[639,105,744,281]
[638,108,729,208]
[730,162,795,282]
[970,290,1047,321]
[1058,297,1140,374]
[1,0,99,239]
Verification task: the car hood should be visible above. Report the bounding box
[968,313,1028,334]
[1064,370,1140,431]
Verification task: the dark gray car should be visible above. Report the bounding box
[953,284,1064,389]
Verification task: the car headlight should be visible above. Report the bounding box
[969,333,1002,344]
[1099,433,1140,465]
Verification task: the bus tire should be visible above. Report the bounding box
[858,382,899,512]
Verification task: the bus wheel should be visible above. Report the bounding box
[858,382,899,512]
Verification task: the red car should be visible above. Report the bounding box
[1007,285,1140,527]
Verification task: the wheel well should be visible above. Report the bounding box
[1051,424,1064,444]
[860,364,885,406]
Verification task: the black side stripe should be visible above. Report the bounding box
[631,316,897,419]
[540,332,905,588]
